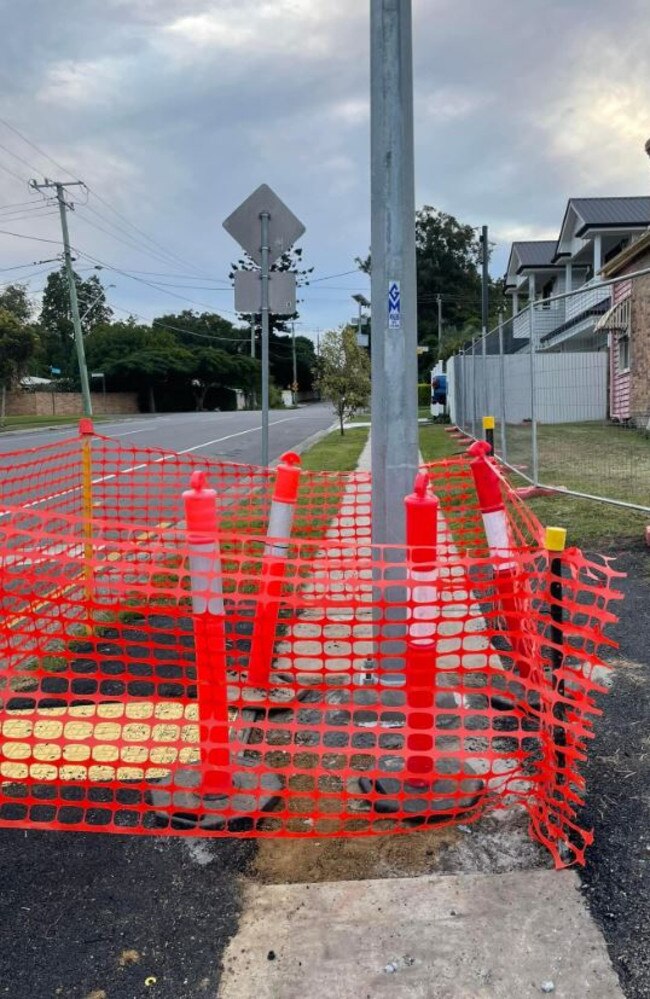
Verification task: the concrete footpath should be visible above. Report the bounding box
[218,869,623,999]
[219,432,624,998]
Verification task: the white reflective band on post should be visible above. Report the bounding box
[482,510,516,570]
[264,499,295,558]
[188,542,224,616]
[409,568,438,643]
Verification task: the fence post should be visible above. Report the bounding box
[248,451,301,688]
[529,302,539,484]
[546,526,567,787]
[498,310,507,462]
[471,337,477,439]
[183,470,230,794]
[481,333,490,424]
[404,471,439,787]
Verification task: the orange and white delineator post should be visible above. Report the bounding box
[247,451,301,688]
[183,470,230,793]
[468,440,528,676]
[404,471,439,784]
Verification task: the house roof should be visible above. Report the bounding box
[600,231,650,278]
[570,197,650,232]
[512,240,558,268]
[504,240,559,288]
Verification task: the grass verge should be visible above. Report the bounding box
[299,426,369,472]
[0,415,113,432]
[419,423,461,463]
[421,422,649,551]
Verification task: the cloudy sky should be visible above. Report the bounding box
[1,0,649,340]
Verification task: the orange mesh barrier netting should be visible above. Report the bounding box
[0,425,622,866]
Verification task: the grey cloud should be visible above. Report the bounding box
[0,0,649,331]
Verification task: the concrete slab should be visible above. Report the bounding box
[218,870,623,999]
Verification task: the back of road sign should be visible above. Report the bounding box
[234,270,297,315]
[223,184,305,267]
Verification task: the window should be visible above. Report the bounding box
[618,333,630,372]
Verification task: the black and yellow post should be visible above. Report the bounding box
[482,415,495,454]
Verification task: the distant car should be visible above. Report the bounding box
[431,373,447,406]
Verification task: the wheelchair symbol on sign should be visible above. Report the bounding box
[388,280,401,330]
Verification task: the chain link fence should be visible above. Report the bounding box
[449,268,650,513]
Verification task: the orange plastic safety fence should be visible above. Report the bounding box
[0,428,622,866]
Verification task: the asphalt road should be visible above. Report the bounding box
[0,405,336,461]
[0,404,335,999]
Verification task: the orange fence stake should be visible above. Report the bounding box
[79,418,94,602]
[404,471,439,785]
[468,439,529,675]
[183,470,230,793]
[247,451,301,688]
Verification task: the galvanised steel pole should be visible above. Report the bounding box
[498,310,507,461]
[370,0,418,545]
[530,301,539,484]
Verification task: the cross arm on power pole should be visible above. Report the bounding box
[29,178,92,417]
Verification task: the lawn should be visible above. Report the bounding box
[299,426,369,472]
[422,422,648,551]
[499,421,650,511]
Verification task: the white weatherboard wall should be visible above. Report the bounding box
[449,352,607,425]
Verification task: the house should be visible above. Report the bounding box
[504,197,650,350]
[598,231,650,429]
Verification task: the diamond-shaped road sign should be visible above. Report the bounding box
[223,184,305,266]
[234,270,296,315]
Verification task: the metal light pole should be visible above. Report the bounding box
[436,292,442,360]
[291,320,298,406]
[370,0,418,545]
[481,225,489,339]
[352,292,370,347]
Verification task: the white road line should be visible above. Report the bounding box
[108,426,164,437]
[3,416,303,513]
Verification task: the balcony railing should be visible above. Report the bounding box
[512,281,611,342]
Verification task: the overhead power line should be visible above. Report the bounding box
[0,227,63,245]
[0,115,213,281]
[0,159,29,185]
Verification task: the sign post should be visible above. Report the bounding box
[224,184,305,465]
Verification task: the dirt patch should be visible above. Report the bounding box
[252,808,550,884]
[253,825,460,883]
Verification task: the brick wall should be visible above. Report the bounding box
[5,392,139,417]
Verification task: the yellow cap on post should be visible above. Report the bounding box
[482,415,495,430]
[545,526,567,552]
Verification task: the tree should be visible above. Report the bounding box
[0,284,32,324]
[356,205,508,373]
[230,246,314,337]
[153,310,248,355]
[107,345,194,413]
[39,268,113,377]
[0,308,37,423]
[317,326,371,435]
[188,347,258,411]
[268,330,316,392]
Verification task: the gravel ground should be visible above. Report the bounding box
[580,550,650,999]
[0,831,254,999]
